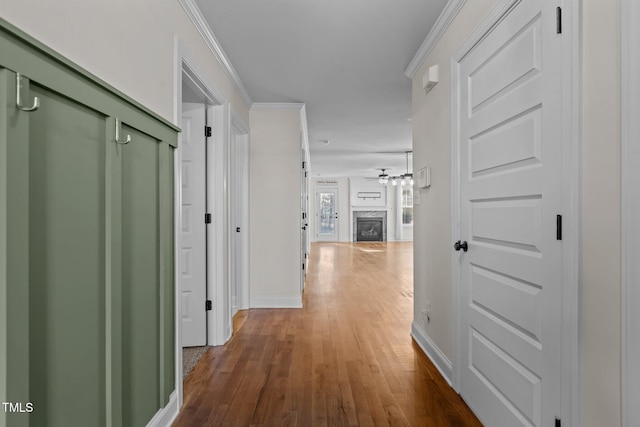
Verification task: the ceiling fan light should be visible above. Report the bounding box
[379,176,389,185]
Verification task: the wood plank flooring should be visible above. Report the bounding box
[173,242,482,426]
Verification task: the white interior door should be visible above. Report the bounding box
[455,1,563,425]
[316,188,339,242]
[180,103,207,347]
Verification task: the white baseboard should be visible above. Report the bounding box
[411,321,452,385]
[250,296,303,308]
[146,391,179,427]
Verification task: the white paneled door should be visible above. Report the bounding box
[180,103,208,347]
[455,1,563,426]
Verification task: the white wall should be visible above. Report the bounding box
[249,105,303,307]
[411,0,498,361]
[411,0,623,425]
[2,0,250,125]
[582,1,621,425]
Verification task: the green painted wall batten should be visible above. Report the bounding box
[0,18,177,427]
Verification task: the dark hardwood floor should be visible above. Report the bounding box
[173,242,482,426]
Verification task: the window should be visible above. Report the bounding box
[402,187,413,225]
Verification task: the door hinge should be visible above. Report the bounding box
[302,161,306,169]
[302,263,305,270]
[555,418,561,427]
[205,213,212,224]
[556,7,562,34]
[205,300,212,311]
[205,126,212,137]
[556,215,562,240]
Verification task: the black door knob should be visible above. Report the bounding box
[454,240,468,252]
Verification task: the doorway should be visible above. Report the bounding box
[175,49,234,403]
[229,110,250,317]
[316,188,339,242]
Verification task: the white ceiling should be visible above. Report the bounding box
[194,0,448,178]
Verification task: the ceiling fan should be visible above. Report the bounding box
[365,152,413,186]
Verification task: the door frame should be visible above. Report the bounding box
[450,0,582,424]
[229,106,250,313]
[316,187,340,242]
[622,0,640,424]
[173,37,232,407]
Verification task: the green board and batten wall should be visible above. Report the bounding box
[0,18,178,427]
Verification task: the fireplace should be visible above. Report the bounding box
[353,211,387,242]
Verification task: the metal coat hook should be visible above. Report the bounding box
[115,118,131,144]
[16,73,40,112]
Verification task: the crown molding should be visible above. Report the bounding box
[251,102,306,110]
[404,0,468,78]
[179,0,253,108]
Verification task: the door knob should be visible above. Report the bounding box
[454,240,468,252]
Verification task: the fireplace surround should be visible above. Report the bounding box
[353,211,387,242]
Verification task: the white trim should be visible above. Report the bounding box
[251,102,306,110]
[560,1,583,425]
[450,50,462,394]
[622,0,640,425]
[250,297,303,309]
[178,0,253,108]
[411,322,452,385]
[405,0,468,78]
[145,391,179,427]
[450,0,582,424]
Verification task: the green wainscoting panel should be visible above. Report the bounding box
[0,69,31,427]
[121,124,161,427]
[0,16,178,427]
[28,82,107,427]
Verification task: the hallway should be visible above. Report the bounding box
[173,242,481,426]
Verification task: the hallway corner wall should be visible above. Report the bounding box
[249,105,304,308]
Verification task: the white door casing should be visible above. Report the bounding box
[453,0,564,426]
[180,103,208,347]
[622,0,640,424]
[316,188,339,242]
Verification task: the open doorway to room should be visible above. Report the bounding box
[179,74,213,379]
[229,109,250,317]
[174,52,235,404]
